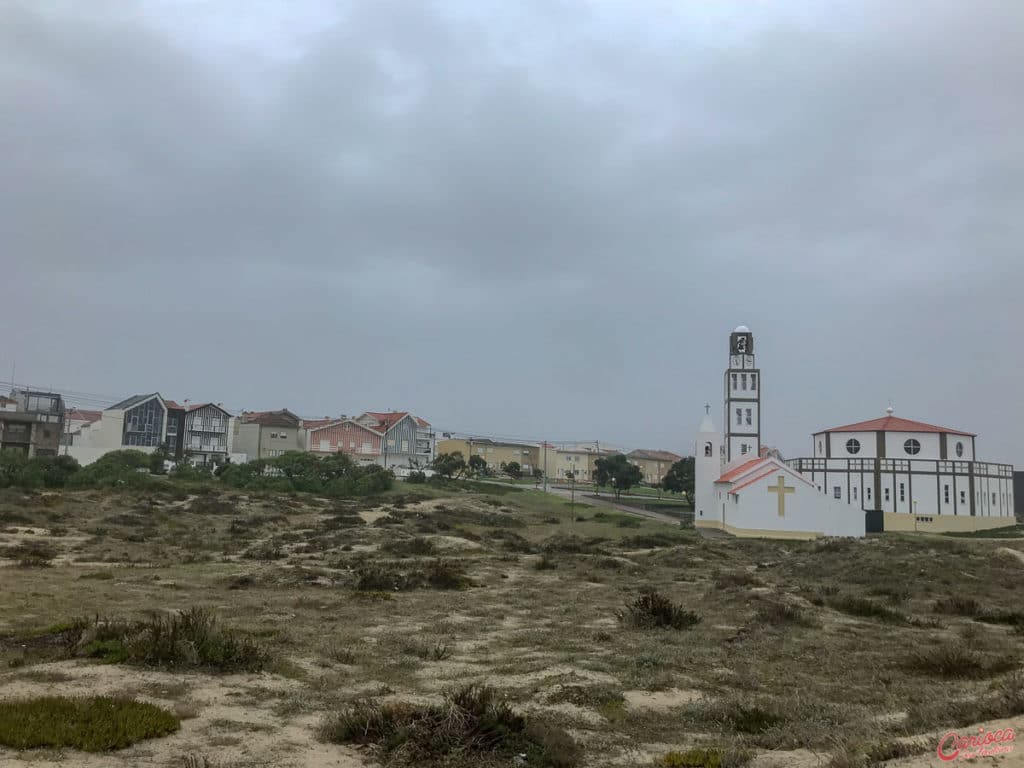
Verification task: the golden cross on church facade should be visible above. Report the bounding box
[767,475,795,517]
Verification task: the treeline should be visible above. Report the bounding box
[0,449,392,497]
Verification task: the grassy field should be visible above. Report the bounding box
[1,485,1023,767]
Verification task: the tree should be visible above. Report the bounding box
[593,454,643,499]
[431,452,466,480]
[661,457,695,503]
[504,461,522,480]
[468,454,487,477]
[149,445,170,475]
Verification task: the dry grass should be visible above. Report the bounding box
[1,486,1023,766]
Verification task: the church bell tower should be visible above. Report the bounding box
[724,325,761,463]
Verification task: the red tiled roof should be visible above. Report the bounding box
[301,418,335,430]
[306,418,383,435]
[365,411,408,425]
[821,415,974,437]
[414,417,431,428]
[241,409,300,426]
[729,463,815,494]
[164,400,183,410]
[716,457,767,483]
[67,408,102,423]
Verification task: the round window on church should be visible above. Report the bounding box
[955,441,964,458]
[846,439,861,455]
[904,438,921,456]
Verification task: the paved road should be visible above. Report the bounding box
[542,485,684,526]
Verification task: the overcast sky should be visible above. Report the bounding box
[2,0,1022,464]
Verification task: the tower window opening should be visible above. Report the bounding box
[904,439,921,455]
[955,441,964,457]
[944,485,950,504]
[741,373,747,390]
[846,438,861,454]
[736,408,742,426]
[750,374,757,391]
[745,409,752,426]
[899,483,905,502]
[731,374,738,390]
[704,442,712,457]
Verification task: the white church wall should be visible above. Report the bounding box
[829,432,877,459]
[884,431,941,460]
[724,473,864,538]
[943,435,974,460]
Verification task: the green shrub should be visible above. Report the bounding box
[618,589,701,630]
[827,595,905,624]
[406,471,427,484]
[354,560,470,591]
[933,595,982,616]
[8,540,57,567]
[319,684,579,766]
[0,696,178,751]
[905,643,1017,678]
[67,608,268,672]
[381,537,436,557]
[753,601,809,626]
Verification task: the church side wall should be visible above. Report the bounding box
[884,431,941,459]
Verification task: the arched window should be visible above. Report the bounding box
[704,442,713,457]
[846,438,861,455]
[904,439,921,455]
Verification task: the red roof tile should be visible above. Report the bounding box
[821,415,974,437]
[716,457,767,483]
[164,400,183,410]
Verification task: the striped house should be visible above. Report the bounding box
[354,411,435,469]
[305,418,383,464]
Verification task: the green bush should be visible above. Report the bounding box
[0,453,80,489]
[0,696,179,751]
[67,607,268,672]
[319,684,579,767]
[67,450,157,489]
[904,642,1017,678]
[618,589,701,630]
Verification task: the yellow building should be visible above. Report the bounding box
[541,445,612,482]
[436,438,539,474]
[627,449,683,484]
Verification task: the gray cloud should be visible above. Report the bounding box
[2,0,1021,463]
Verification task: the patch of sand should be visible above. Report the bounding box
[519,700,606,726]
[488,664,619,688]
[430,535,484,551]
[996,547,1024,565]
[748,749,828,767]
[623,688,702,711]
[357,509,390,524]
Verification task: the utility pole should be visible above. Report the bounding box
[594,439,600,496]
[542,441,547,493]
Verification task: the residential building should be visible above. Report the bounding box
[67,393,168,465]
[0,390,66,457]
[355,412,435,468]
[627,449,683,485]
[164,401,185,459]
[436,438,539,474]
[182,403,231,466]
[542,444,611,482]
[232,409,306,461]
[306,417,383,463]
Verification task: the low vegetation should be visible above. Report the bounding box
[0,696,179,751]
[1,484,1022,765]
[319,684,579,767]
[618,589,701,630]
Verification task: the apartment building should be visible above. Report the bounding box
[233,409,306,461]
[627,449,683,484]
[0,390,66,457]
[436,438,539,474]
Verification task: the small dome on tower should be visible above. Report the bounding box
[885,406,895,416]
[734,325,750,333]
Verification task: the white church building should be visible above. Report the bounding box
[694,327,1016,538]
